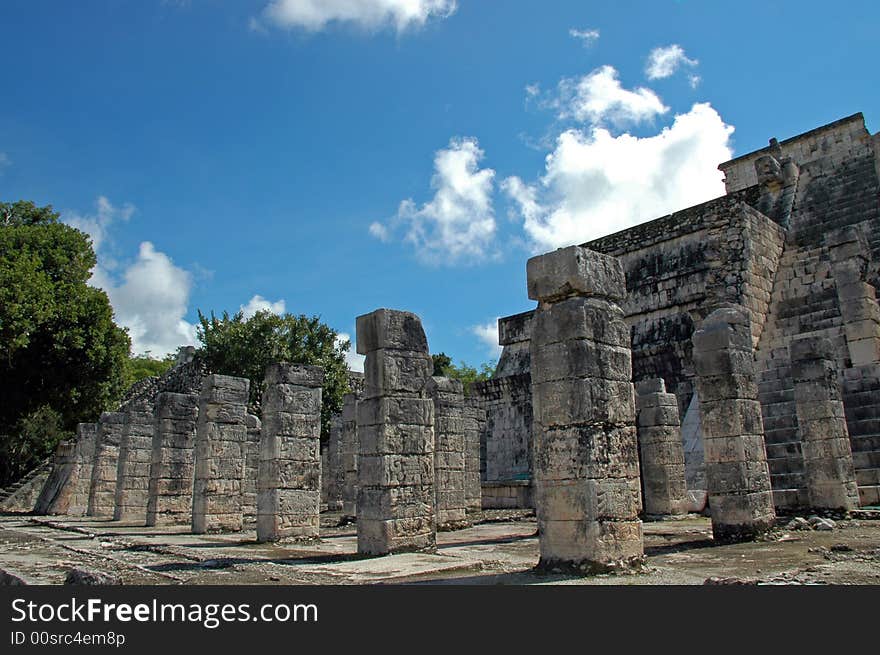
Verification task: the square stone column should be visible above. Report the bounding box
[146,392,199,527]
[192,374,250,534]
[243,413,261,529]
[790,336,860,510]
[463,398,484,514]
[87,412,125,518]
[257,363,324,542]
[428,376,470,530]
[635,378,689,517]
[327,415,344,511]
[341,393,359,519]
[829,227,880,365]
[356,309,437,555]
[692,307,776,542]
[114,400,155,522]
[67,423,98,516]
[528,245,644,573]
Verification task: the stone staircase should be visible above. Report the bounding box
[842,366,880,507]
[754,242,847,509]
[0,457,53,511]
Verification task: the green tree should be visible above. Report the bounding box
[124,353,176,390]
[431,353,495,395]
[196,309,350,440]
[0,200,131,485]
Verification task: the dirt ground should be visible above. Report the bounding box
[1,509,879,585]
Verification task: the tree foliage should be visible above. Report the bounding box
[124,353,176,390]
[431,352,495,395]
[0,200,131,485]
[196,309,350,440]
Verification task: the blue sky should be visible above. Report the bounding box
[2,1,878,371]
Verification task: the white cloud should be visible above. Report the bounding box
[65,195,134,253]
[240,294,286,319]
[569,28,600,47]
[645,44,699,80]
[336,332,365,372]
[472,320,502,359]
[255,0,457,32]
[503,102,734,251]
[64,197,198,357]
[372,137,497,265]
[97,242,198,357]
[554,65,668,127]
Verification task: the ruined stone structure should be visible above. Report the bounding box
[428,376,469,530]
[486,113,880,516]
[693,308,776,541]
[789,336,859,510]
[243,414,261,528]
[33,440,77,515]
[113,398,155,521]
[257,364,324,542]
[356,309,436,555]
[635,379,689,517]
[146,392,199,527]
[67,423,98,516]
[326,415,344,511]
[87,412,125,518]
[471,311,534,509]
[529,246,644,571]
[462,399,484,514]
[192,374,250,534]
[340,392,359,519]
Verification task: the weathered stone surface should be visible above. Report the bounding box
[146,393,198,527]
[257,363,324,542]
[693,309,775,542]
[790,336,859,510]
[114,400,155,522]
[529,246,644,573]
[635,378,689,517]
[427,377,470,530]
[341,393,359,519]
[87,412,125,518]
[356,309,436,555]
[462,399,484,514]
[192,375,250,534]
[34,441,77,515]
[67,424,98,516]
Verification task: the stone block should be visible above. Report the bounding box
[527,245,626,303]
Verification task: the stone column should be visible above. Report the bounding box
[428,376,470,530]
[114,399,155,521]
[356,309,436,555]
[341,393,359,520]
[34,441,77,515]
[192,374,249,534]
[243,414,261,529]
[87,412,125,518]
[790,336,860,510]
[68,423,98,516]
[257,364,324,542]
[829,227,880,365]
[692,307,776,542]
[327,415,344,510]
[146,392,198,527]
[635,379,689,517]
[463,398,484,514]
[528,245,644,573]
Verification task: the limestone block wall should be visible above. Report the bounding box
[356,309,436,555]
[113,399,155,521]
[327,415,344,511]
[33,441,77,515]
[257,364,324,542]
[146,392,199,527]
[192,374,249,534]
[471,374,533,483]
[87,412,125,518]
